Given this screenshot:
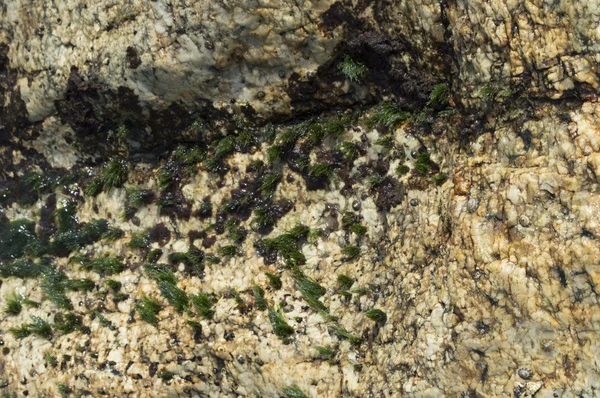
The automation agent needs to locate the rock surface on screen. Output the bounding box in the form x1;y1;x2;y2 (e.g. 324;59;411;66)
1;0;600;397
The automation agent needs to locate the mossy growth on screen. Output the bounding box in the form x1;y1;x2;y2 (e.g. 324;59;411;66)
341;212;359;229
315;346;336;363
268;306;294;341
173;145;205;166
307;228;326;243
396;164;410;176
124;188;155;218
214;135;236;159
365;308;387;324
261;224;309;267
144;263;189;313
480;85;495;100
349;224;367;236
226;220;247;243
105;279;122;291
0;219;38;260
190;292;215;320
40;269;72;309
157;371;175;382
187;320;202;332
0;258;46;279
267;145;283;164
330;325;361;345
261;123;277;144
281;386;309;398
265;272;282;290
427;83;450;107
339;55;368;82
308;163;334;179
156;165;175;190
218;245;238;257
195;201;212;219
259;173;281;198
158;280;189;313
251;208;276;231
374;135;394;150
368;101;411;128
51;219;110;256
91;308;114;329
337;274;354;290
167;252;188;265
56;383;72;395
53;312;85;334
432;174;447;185
44;353;58;368
369;175;383;189
70;254;124;275
341;245;361;261
22;172;75;196
66;278;95;291
84;177;103;197
414;152;431;176
128;232;151;250
135;296;162;327
55;200;78;232
291;267;330;318
146;248;163;263
4;292;23;315
337;141;359;161
101;158;129;192
144;262;175;283
252;282;267;311
101;227;124;242
10;315;53;339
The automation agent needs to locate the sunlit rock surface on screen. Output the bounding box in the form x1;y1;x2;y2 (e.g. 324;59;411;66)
1;0;600;397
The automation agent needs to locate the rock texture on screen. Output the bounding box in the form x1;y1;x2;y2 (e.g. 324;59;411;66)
1;0;600;397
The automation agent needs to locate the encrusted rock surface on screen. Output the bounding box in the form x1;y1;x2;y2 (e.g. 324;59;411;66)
1;0;600;397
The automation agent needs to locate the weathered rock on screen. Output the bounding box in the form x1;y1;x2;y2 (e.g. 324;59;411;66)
1;1;600;397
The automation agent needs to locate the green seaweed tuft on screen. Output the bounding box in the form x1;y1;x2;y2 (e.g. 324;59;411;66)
341;245;361;261
4;292;23;315
427;83;450;106
101;158;129;191
135;296;162;327
265;272;282;290
414;152;431;176
339;56;368;82
10;315;53;339
365;308;387;324
282;386;309;398
268;307;294;340
252;282;267;311
128;232;151;249
190;292;215;319
330;325;361;345
40;269;72;309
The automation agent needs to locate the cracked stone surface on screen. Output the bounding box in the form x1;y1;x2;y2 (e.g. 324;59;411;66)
1;0;600;397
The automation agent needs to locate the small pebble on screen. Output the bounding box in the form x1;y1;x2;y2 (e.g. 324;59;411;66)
352;200;361;211
466;198;479;213
518;367;533;380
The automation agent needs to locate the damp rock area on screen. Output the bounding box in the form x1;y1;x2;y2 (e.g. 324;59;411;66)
1;1;600;397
